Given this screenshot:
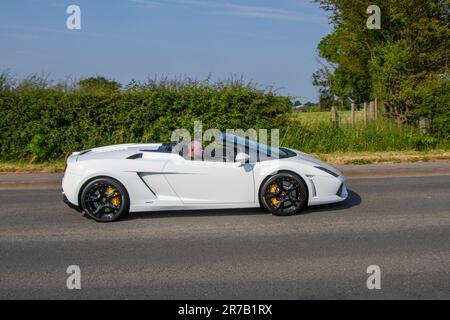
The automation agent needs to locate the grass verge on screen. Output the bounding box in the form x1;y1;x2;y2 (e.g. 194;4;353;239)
316;150;450;165
0;160;65;173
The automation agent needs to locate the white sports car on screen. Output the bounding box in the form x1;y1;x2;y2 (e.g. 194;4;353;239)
62;133;348;222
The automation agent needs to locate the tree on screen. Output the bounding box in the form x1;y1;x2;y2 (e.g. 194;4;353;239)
293;100;301;107
313;0;449;133
77;76;121;94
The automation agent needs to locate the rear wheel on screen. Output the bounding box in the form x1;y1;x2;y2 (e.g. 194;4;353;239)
259;172;308;216
80;177;129;222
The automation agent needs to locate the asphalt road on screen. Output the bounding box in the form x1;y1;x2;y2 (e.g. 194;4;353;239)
0;175;449;299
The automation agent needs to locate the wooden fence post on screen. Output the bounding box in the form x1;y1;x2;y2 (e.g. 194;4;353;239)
351;102;356;129
331;105;339;128
363;102;368;126
374;98;378;120
370;101;376;121
419;117;430;136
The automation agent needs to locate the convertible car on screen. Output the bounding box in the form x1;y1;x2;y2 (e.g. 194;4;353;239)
62;133;348;222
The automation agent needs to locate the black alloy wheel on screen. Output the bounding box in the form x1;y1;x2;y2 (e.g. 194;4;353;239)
260;172;308;216
80;177;129;222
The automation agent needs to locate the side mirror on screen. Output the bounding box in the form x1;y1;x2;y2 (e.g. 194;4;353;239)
235;152;250;164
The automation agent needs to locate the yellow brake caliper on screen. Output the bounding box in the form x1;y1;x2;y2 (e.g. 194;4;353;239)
106;187;120;207
269;184;279;206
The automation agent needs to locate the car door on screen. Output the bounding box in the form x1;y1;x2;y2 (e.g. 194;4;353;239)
163;155;254;204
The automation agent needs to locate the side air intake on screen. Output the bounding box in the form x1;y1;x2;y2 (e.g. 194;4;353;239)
127;153;143;159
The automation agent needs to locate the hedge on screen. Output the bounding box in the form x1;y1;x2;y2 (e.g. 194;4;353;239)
0;86;292;161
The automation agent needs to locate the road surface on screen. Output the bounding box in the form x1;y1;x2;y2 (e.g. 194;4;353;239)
0;174;449;299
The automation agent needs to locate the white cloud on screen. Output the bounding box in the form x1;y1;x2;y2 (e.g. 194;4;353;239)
129;0;326;24
128;0;164;9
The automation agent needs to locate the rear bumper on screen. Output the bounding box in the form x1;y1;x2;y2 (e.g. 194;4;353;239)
63;193;81;212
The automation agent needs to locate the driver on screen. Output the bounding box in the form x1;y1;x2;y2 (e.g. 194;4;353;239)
187;139;203;160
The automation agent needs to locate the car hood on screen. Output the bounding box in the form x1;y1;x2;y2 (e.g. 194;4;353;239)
287;149;343;177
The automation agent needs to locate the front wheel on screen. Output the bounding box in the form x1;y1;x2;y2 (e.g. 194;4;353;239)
80;177;130;222
259;172;308;216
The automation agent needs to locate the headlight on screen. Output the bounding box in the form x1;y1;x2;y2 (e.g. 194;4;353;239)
315;166;339;177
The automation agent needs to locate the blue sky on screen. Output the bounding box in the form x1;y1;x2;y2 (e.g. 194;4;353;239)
0;0;331;102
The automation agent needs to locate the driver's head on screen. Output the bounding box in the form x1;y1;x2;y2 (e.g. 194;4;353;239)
187;140;203;160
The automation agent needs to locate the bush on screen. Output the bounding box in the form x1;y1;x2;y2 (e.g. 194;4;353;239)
0;79;292;161
408;75;450;140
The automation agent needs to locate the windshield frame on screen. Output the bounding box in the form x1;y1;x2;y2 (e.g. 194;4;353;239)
221;132;294;161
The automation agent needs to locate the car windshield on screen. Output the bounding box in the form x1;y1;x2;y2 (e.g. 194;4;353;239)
221;133;292;160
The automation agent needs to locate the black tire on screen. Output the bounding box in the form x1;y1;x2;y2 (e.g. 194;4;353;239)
80;177;130;222
259;172;308;216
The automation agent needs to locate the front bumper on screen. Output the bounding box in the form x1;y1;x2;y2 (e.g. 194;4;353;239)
307;174;348;206
63;193;81;212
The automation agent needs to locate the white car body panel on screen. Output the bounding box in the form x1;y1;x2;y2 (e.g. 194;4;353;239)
62;140;348;213
163;160;254;204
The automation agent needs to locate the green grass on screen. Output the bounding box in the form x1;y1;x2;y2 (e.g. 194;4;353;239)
0;160;65;173
282;111;449;154
316;150;450;165
344;159;374;165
